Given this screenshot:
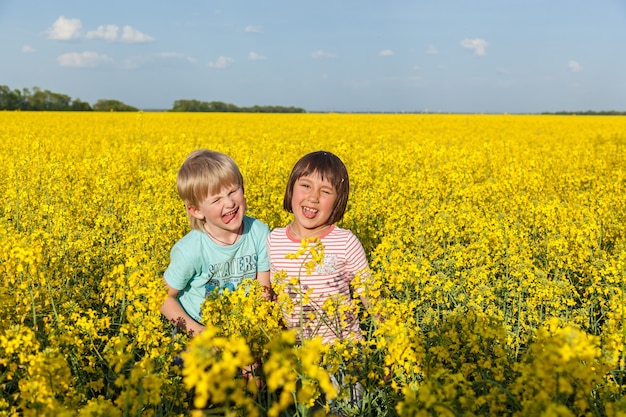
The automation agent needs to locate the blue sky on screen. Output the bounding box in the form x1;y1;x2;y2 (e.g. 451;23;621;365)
1;0;625;113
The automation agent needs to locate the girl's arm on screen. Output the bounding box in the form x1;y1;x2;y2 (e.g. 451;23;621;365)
345;233;376;313
256;270;272;300
161;278;206;336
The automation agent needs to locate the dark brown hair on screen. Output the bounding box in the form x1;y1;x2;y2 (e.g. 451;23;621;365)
283;151;349;225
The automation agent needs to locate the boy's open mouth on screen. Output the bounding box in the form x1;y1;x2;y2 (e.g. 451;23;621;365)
222;207;239;223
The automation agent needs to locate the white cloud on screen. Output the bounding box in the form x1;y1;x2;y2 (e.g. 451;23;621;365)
460;38;488;56
245;25;263;34
425;44;439;55
47;16;82;40
249;52;267;61
311;50;336;59
121;25;154;43
379;49;394;57
57;51;112;67
568;60;582;72
86;25;119;41
22;45;36;53
208;56;234;69
86;24;154;43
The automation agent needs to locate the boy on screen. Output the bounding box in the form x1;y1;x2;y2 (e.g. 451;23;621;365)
161;149;270;336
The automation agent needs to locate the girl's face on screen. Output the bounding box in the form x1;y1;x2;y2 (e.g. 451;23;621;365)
290;171;337;238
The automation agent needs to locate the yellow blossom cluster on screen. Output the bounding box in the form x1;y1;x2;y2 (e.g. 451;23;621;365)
0;112;625;416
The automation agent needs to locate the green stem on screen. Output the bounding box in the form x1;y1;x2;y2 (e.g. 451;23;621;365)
45;272;60;326
29;285;37;331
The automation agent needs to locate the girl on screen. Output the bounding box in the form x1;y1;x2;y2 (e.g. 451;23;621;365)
267;150;371;344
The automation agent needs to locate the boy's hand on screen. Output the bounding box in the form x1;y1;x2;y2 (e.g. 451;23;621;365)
186;322;206;337
162;278;206;337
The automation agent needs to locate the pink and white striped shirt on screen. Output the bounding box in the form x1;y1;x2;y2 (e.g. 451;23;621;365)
267;225;370;344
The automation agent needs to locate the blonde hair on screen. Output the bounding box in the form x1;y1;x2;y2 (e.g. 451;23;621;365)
177;149;244;230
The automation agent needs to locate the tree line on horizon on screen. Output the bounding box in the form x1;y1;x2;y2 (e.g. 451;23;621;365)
170;99;305;113
3;84;624;115
0;85;137;112
0;85;306;113
540;110;626;116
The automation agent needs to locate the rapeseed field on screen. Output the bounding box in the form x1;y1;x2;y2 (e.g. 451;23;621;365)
1;112;625;416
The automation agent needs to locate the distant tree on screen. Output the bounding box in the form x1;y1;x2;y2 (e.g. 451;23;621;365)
208;101;232;112
243;104;305;113
169;98;306;113
29;87;72;110
28;87;44;109
19;88;32;110
0;85;94;111
48;91;72;110
541;110;626;115
0;85;25;110
93;99;138;112
70;99;93;111
170;99;242;112
1;84;135;111
3;84;309;113
171;99;212;112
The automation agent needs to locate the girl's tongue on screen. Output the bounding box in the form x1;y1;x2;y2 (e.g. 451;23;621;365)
303;207;317;219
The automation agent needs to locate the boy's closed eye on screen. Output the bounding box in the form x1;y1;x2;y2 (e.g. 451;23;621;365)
208;186;240;204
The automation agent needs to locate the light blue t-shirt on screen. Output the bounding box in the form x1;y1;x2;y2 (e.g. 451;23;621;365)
164;216;270;323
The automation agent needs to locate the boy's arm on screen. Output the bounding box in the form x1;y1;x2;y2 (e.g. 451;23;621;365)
161;278;206;336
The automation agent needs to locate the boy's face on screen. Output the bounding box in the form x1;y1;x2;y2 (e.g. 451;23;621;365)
188;183;246;236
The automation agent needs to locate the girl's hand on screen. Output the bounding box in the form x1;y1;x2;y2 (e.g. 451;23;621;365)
241;361;264;392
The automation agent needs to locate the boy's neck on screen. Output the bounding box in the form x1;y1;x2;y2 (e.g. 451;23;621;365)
203;223;243;245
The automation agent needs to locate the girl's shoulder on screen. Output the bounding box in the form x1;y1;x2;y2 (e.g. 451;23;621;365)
324;226;365;249
326;225;356;239
269;226;288;237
